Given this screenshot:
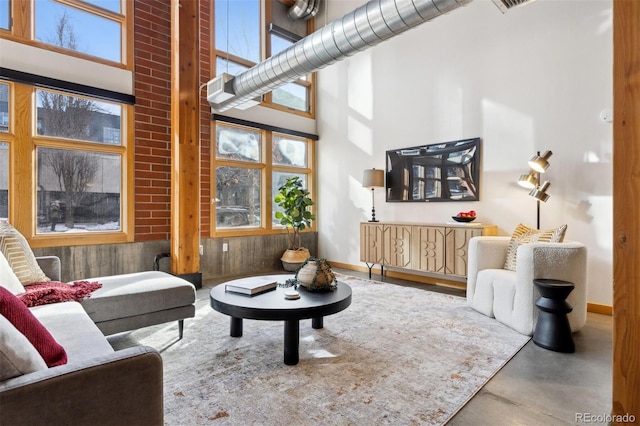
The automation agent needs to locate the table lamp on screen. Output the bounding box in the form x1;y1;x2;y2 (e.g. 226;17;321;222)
362;168;384;222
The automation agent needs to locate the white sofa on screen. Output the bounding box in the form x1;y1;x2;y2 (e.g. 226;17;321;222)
466;236;587;336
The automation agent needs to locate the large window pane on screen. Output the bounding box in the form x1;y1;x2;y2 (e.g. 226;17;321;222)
216;125;261;162
0;83;8;132
35;0;121;63
273;82;308;112
36;89;122;145
36;148;121;233
271;34;292;56
215;0;260;63
272;135;306;167
215;166;260;228
0;142;8;220
0;0;9;30
272;172;307;226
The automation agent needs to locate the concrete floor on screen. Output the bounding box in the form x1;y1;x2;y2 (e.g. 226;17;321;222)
334;268;613;426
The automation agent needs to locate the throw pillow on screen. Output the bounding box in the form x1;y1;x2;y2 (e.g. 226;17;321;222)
0;221;50;285
0;314;47;380
0;287;67;367
503;223;568;271
18;281;103;308
0;250;25;295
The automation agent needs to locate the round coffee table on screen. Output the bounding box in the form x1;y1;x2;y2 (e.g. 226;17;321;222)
210;274;352;365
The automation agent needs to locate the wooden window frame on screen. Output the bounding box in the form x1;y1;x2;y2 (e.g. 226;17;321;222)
211;120;316;238
2;0;133;69
211;0;316;118
4;82;134;248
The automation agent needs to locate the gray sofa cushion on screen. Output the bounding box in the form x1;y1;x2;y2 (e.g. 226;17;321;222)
30;302;114;363
79;271;196;323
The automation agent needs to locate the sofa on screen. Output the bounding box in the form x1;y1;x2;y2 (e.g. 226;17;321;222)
1;256;197;425
466;236;587;336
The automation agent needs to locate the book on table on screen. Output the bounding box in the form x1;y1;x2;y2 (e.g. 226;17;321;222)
225;277;278;296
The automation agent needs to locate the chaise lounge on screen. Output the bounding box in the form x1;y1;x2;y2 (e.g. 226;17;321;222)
1;252;197;425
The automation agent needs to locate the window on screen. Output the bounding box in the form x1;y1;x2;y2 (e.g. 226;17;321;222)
214;122;314;235
213;0;315;116
0;83;8;133
0;0;8;30
34;88;125;235
2;82;132;246
214;0;260;63
268;33;311;112
35;0;122;63
215;124;262;230
3;0;129;66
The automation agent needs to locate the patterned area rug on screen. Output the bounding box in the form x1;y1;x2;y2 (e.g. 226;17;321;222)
108;274;530;425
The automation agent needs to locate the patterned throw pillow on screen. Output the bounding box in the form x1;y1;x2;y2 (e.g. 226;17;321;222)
0;221;50;285
0;250;25;295
503;223;568;271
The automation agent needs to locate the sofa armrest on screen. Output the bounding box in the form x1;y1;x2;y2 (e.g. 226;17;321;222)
0;346;163;426
466;236;510;303
36;256;61;282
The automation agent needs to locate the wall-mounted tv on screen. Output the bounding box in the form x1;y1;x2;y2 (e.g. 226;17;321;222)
386;137;481;202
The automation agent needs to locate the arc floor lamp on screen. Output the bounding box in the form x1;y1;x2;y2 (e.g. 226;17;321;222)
363;168;385;222
517;150;552;229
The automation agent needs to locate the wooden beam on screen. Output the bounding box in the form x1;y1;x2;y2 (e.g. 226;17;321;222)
170;0;200;276
612;0;640;421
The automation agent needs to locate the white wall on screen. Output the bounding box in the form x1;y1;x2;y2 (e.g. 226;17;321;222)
315;0;613;306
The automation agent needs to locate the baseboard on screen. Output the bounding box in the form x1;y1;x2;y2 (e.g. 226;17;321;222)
587;302;612;316
329;260;614;315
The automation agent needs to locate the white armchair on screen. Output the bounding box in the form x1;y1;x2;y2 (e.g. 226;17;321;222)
466;236;587;336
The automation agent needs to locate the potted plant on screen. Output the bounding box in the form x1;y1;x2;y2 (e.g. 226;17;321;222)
274;176;315;271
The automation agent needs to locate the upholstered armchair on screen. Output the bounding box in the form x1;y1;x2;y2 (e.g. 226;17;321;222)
466;236;587;336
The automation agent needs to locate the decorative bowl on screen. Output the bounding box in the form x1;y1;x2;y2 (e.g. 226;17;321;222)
452;215;476;223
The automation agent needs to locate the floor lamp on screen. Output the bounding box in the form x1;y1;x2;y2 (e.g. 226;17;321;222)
517;151;552;229
363;168;384;222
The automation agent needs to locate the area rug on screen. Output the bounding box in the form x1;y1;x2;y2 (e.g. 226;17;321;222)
108;273;530;425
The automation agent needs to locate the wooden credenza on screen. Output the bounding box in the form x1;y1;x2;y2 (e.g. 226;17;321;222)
360;222;497;282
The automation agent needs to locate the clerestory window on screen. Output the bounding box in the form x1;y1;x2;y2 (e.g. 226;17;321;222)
213;0;315;116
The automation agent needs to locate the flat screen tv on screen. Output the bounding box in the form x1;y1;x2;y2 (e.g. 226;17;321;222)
385;137;481;202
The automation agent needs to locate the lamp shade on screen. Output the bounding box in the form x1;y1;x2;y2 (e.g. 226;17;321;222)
517;171;538;189
529;181;551;202
528;150;553;173
363;168;384;188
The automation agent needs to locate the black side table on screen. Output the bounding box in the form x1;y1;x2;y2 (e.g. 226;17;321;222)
533;279;575;353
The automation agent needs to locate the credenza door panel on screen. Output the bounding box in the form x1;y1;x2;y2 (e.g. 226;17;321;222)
360;223;384;264
383;225;412;268
411;226;446;274
445;227;483;277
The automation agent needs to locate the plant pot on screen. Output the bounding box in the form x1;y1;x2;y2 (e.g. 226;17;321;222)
281;248;310;272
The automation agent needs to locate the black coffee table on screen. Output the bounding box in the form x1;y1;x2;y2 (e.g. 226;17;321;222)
210;274;352;365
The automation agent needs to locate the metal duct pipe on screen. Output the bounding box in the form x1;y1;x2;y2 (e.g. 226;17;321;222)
211;0;473;111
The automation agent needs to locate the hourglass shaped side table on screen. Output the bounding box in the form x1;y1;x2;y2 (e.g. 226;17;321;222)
533;279;575;353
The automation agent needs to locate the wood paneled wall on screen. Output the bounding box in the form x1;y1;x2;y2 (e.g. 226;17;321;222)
612;0;640;420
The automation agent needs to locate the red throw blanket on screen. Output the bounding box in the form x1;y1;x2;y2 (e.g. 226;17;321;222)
18;281;103;308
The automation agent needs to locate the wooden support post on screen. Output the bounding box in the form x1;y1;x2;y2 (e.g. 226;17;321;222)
170;0;201;283
613;0;640;421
